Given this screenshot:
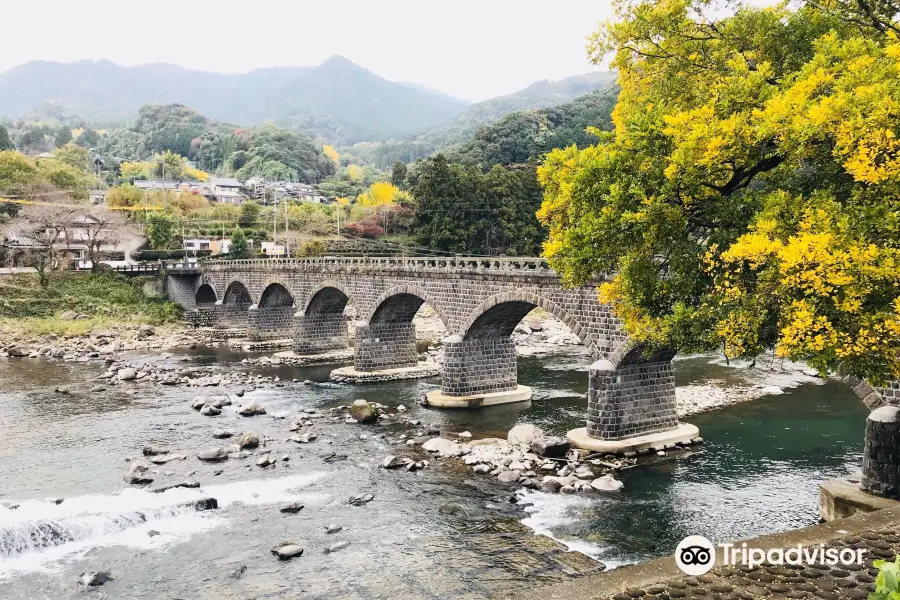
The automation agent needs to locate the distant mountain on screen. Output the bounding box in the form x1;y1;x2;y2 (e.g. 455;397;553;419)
0;57;470;144
397;82;471;106
350;71;618;169
0;59;312;124
444;87;620;169
418;71;618;149
265;56;470;144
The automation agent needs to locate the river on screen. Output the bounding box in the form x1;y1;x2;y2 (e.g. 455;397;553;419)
0;348;866;599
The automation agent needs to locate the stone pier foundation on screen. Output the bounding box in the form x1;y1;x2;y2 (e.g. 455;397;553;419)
861;406;900;499
293;313;349;354
441;337;518;396
247;305;295;341
586;359;678;440
353;322;417;372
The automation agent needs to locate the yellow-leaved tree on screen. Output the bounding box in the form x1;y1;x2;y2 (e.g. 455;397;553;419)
537;0;900;382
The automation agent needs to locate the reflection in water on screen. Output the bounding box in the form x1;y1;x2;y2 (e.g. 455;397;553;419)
0;351;867;599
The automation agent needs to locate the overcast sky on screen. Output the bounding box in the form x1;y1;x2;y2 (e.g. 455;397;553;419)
2;1;615;102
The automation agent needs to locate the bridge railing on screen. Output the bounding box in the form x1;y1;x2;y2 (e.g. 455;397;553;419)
200;256;556;274
110;262;201;274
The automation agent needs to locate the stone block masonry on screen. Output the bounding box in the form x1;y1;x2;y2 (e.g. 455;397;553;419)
586;359;678;440
354;322;417;372
442;337;518;396
861;405;900;499
169;257;690;442
247;306;294;341
293;313;349;354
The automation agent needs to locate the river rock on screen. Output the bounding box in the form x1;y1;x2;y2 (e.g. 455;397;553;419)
149;454;186;465
497;470;521;483
280;502;304;514
90;328;114;339
139;324;156;336
123;460;153;485
7;344;31;357
60;310;77;320
200;405;221;416
381;455;404;469
349;399;377;423
142;445;169;457
421;437;463;457
347;493;375;506
326;524;342;534
212;429;235;439
270;542;304;560
197;447;229;462
324;541;350;554
507;424;543;445
238;401;266;417
256;453;273;468
590;474;624;492
193;497;219;511
117;368;137;381
149;480;200;493
530;436;571;458
473;464;491;474
78;571;113;586
237;432;260;449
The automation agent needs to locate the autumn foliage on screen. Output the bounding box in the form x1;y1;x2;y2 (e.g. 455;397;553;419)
538;0;900;381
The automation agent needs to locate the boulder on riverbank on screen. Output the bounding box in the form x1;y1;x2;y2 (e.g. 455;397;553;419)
271;542;304;560
123;460;153;485
531;436;570;458
237;401;266;417
197;447;229;462
237;432;260;449
349;399;377;423
508;424;543;445
78;571;113;586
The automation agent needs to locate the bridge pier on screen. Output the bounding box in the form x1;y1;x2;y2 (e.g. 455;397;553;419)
354;322;417;372
247;304;295;342
567;356;698;453
424;337;533;407
293;312;349;354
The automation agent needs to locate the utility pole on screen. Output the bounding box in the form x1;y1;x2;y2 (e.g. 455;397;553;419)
284;199;290;257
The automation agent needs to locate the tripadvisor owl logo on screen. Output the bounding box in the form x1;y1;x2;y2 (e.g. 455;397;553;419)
675;535;716;576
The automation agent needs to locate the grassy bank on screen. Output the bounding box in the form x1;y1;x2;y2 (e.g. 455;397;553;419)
0;273;183;337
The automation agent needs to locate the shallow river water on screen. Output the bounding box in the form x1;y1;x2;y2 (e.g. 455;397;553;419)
0;348;867;599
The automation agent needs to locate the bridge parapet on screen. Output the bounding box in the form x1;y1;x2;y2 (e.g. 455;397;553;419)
201;256;574;278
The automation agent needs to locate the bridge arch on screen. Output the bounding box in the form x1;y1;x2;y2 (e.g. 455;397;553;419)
365;285;449;330
460;290;596;357
195;283;217;307
303;280;352;316
223;280;253;308
258;282;294;309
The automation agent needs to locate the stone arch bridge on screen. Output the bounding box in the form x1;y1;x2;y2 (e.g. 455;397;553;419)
166;256;693;448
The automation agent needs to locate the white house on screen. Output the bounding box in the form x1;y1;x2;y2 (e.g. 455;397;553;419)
207;177;246;205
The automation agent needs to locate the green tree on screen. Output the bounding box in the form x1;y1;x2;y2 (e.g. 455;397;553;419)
146;213;175;249
52;143;91;170
53;125;72;148
391;161;408;188
238;201;261;227
537;0;900;382
76;128;102;149
0;125;13;151
229;228;250;258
